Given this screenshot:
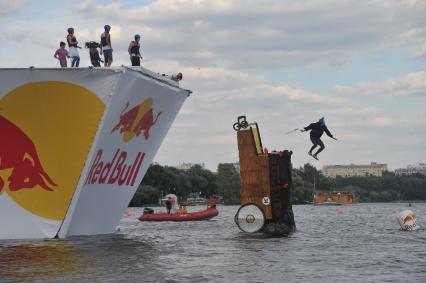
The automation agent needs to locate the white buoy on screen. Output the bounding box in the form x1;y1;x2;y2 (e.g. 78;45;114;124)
397;210;420;231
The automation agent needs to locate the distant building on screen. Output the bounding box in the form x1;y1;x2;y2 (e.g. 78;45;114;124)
322;162;388;178
175;162;205;170
395;163;426;176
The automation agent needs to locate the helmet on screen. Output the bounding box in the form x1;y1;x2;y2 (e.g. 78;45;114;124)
319;117;325;124
104;25;111;31
135;34;141;40
67;27;74;33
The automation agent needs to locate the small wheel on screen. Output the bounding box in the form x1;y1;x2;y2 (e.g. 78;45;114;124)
235;203;265;233
241;120;249;129
233;122;241;131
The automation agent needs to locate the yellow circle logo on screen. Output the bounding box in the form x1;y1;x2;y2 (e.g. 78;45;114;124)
0;81;105;220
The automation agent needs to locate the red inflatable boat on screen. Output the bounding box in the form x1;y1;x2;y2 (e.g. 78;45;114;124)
138;205;219;222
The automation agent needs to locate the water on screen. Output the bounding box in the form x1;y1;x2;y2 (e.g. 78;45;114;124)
1;203;426;283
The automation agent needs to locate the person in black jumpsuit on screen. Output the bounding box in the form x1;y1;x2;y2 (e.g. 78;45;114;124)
301;117;337;160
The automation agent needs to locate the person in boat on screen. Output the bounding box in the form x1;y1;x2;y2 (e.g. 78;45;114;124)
66;27;80;67
128;34;142;66
100;24;113;67
165;197;172;214
54;42;69;68
300;117;337;160
178;206;188;214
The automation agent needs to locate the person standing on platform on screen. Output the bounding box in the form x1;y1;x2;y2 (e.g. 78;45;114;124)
100;25;113;67
66;27;80;67
54;42;69;68
128;34;142;66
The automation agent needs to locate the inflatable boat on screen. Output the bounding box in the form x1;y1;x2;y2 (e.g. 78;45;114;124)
138;205;218;222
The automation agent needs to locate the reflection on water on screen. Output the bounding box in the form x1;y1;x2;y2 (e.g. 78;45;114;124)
1;204;426;282
0;241;80;280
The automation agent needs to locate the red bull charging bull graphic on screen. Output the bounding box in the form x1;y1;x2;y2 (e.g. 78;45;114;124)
85;98;160;187
0;80;105;224
0;115;57;192
110;98;161;142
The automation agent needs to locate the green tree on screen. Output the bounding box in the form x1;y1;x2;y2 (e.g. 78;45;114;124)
129;184;161;206
216;163;241;204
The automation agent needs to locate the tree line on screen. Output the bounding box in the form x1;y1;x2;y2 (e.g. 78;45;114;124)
130;163;426;206
130;163;240;206
292;164;426;203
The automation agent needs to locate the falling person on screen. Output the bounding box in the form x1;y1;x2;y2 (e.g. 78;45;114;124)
300;117;337;160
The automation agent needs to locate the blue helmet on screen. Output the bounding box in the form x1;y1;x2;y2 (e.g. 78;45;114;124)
319;117;325;124
104;25;111;31
67;27;74;33
135;34;141;40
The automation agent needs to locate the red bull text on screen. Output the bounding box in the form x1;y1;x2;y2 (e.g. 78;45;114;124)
0;115;56;192
84;149;145;186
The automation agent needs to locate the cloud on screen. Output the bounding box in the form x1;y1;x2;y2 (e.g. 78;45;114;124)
0;0;23;18
1;0;425;171
1;0;426;69
410;43;426;59
62;0;426;69
332;72;426;97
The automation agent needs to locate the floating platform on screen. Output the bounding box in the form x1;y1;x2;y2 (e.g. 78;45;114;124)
0;67;190;239
233;117;296;235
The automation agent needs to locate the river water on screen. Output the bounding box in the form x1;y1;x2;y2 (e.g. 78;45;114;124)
0;203;425;282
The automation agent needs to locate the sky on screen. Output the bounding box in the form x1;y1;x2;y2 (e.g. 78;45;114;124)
1;0;425;171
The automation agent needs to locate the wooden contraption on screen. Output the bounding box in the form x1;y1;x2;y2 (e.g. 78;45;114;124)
235;118;296;234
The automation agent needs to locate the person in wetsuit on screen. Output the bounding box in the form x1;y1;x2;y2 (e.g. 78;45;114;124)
128;34;142;66
300;117;337;160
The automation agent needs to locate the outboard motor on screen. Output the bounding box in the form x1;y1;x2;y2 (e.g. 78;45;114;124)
143;207;154;215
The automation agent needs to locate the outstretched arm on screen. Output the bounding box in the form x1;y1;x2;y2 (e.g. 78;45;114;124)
300;123;313;132
325;127;337;140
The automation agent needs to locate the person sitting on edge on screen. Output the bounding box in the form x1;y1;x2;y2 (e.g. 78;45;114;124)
165;197;172;214
54;41;69;68
100;25;113;67
128;34;142;66
300;117;337;160
171;73;183;82
66;27;80;67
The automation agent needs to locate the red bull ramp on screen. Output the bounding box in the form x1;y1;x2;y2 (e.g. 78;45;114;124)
0;67;190;239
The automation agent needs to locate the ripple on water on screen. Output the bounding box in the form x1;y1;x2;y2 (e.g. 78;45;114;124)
0;203;425;282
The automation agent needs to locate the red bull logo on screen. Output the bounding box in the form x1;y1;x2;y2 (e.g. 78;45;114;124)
84;149;145;186
111;98;161;142
397;210;419;231
402;213;415;224
0;80;105;220
0;115;56;192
